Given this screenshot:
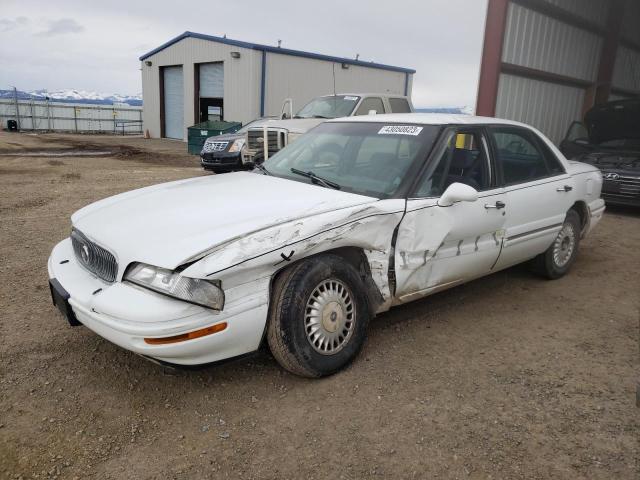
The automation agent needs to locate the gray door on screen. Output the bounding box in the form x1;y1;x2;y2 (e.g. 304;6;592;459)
199;63;224;98
163;66;184;139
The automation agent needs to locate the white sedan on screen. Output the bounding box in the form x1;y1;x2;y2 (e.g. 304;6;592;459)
48;114;605;377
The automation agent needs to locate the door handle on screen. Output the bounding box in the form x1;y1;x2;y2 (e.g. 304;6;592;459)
484;201;506;210
556;185;573;192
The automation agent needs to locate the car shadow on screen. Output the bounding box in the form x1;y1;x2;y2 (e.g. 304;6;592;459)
604;204;640;218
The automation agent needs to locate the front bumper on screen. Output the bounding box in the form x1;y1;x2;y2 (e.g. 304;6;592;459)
47;238;269;365
200;152;243;170
601;193;640;207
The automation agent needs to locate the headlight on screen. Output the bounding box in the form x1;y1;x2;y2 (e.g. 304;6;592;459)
124;263;224;310
228;138;246;153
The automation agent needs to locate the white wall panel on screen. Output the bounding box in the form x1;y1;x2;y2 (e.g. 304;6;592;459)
503;3;602;81
496;73;585;145
264;52;409;117
141;37;262;140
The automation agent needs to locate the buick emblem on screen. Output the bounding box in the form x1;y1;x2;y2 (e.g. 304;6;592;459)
603;172;620;180
81;244;91;263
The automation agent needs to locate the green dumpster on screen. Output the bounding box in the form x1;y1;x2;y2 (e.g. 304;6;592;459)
187;121;242;155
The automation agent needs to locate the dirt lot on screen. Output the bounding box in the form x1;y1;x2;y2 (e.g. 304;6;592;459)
0;132;638;480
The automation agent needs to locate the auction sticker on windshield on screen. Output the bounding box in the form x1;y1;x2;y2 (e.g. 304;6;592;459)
344;96;359;101
378;125;423;136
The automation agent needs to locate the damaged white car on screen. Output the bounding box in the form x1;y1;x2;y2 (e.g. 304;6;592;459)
48;114;605;377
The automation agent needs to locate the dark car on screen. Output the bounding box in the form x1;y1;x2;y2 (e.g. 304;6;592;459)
560;99;640;207
200;118;273;173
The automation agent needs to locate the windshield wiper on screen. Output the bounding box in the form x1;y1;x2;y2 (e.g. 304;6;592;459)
253;163;271;175
290;168;341;190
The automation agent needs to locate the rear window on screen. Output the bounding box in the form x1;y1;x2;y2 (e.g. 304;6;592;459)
389;98;411;113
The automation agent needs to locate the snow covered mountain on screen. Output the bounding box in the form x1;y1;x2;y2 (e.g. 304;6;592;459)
0;88;142;106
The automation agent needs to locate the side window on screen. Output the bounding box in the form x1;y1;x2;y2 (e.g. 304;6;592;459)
491;128;558;184
389;98;411;113
414;130;491;197
355;97;385;116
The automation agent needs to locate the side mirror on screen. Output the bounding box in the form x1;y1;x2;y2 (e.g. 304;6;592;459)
368;109;377;115
438;182;478;207
280;98;293;120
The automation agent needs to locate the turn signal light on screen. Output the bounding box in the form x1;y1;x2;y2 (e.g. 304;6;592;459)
144;322;227;345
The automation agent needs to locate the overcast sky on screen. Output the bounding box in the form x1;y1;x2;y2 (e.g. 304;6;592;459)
0;0;488;108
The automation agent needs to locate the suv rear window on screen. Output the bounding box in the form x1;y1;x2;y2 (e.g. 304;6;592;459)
389;98;411;113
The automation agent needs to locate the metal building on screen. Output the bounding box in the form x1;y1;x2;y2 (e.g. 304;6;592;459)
476;0;640;144
139;32;415;140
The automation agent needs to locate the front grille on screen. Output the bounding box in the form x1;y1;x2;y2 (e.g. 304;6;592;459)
603;174;640;197
247;129;285;155
202;141;228;153
71;229;118;282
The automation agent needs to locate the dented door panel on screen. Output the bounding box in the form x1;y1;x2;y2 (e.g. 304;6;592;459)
393;190;507;303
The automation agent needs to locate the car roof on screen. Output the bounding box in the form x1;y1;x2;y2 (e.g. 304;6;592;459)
320;93;409;99
327;113;529;127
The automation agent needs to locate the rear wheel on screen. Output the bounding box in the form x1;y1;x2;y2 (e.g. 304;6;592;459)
531;209;581;279
267;254;370;377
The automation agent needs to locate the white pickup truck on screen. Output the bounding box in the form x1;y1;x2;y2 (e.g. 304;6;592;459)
243;93;413;164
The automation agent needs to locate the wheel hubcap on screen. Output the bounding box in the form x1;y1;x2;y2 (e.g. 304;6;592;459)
304;279;355;355
553;223;575;267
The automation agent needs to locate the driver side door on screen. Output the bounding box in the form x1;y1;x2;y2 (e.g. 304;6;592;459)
393;128;508;304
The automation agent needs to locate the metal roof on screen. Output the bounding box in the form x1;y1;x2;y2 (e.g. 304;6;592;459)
139;31;416;74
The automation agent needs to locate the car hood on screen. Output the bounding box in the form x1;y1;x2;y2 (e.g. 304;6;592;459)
204;131;243;142
575;151;640;175
252;118;326;133
585;99;640;145
71;172;377;271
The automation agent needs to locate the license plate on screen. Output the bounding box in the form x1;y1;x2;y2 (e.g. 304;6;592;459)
49;279;81;326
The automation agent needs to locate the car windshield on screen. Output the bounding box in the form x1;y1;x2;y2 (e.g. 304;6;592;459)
263;122;439;198
295;96;361;119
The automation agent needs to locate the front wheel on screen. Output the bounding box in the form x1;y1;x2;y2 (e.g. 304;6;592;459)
531;209;581;279
267;254;370;377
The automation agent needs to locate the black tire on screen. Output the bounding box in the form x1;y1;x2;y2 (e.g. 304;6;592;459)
531;209;581;279
267;254;370;377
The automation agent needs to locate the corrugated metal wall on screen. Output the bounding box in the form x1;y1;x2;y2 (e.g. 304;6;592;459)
496;74;584;144
621;0;640;46
544;0;609;26
483;0;639;145
0;99;142;133
141;37;263;140
612;46;640;93
502;3;601;82
264;53;408;117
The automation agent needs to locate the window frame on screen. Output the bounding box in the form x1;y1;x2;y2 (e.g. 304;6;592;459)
487;125;567;187
388;97;412;114
355;97;386;116
407;126;498;199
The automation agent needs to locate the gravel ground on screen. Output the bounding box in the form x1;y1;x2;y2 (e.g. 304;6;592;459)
0;132;638;480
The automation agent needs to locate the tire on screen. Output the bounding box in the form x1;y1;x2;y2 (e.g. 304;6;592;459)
531;209;581;279
267;254;370;377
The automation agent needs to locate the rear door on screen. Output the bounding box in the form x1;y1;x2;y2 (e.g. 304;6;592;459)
488;126;575;270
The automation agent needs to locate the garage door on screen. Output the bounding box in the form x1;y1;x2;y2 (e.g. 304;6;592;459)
199;63;224;97
163;66;184;140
